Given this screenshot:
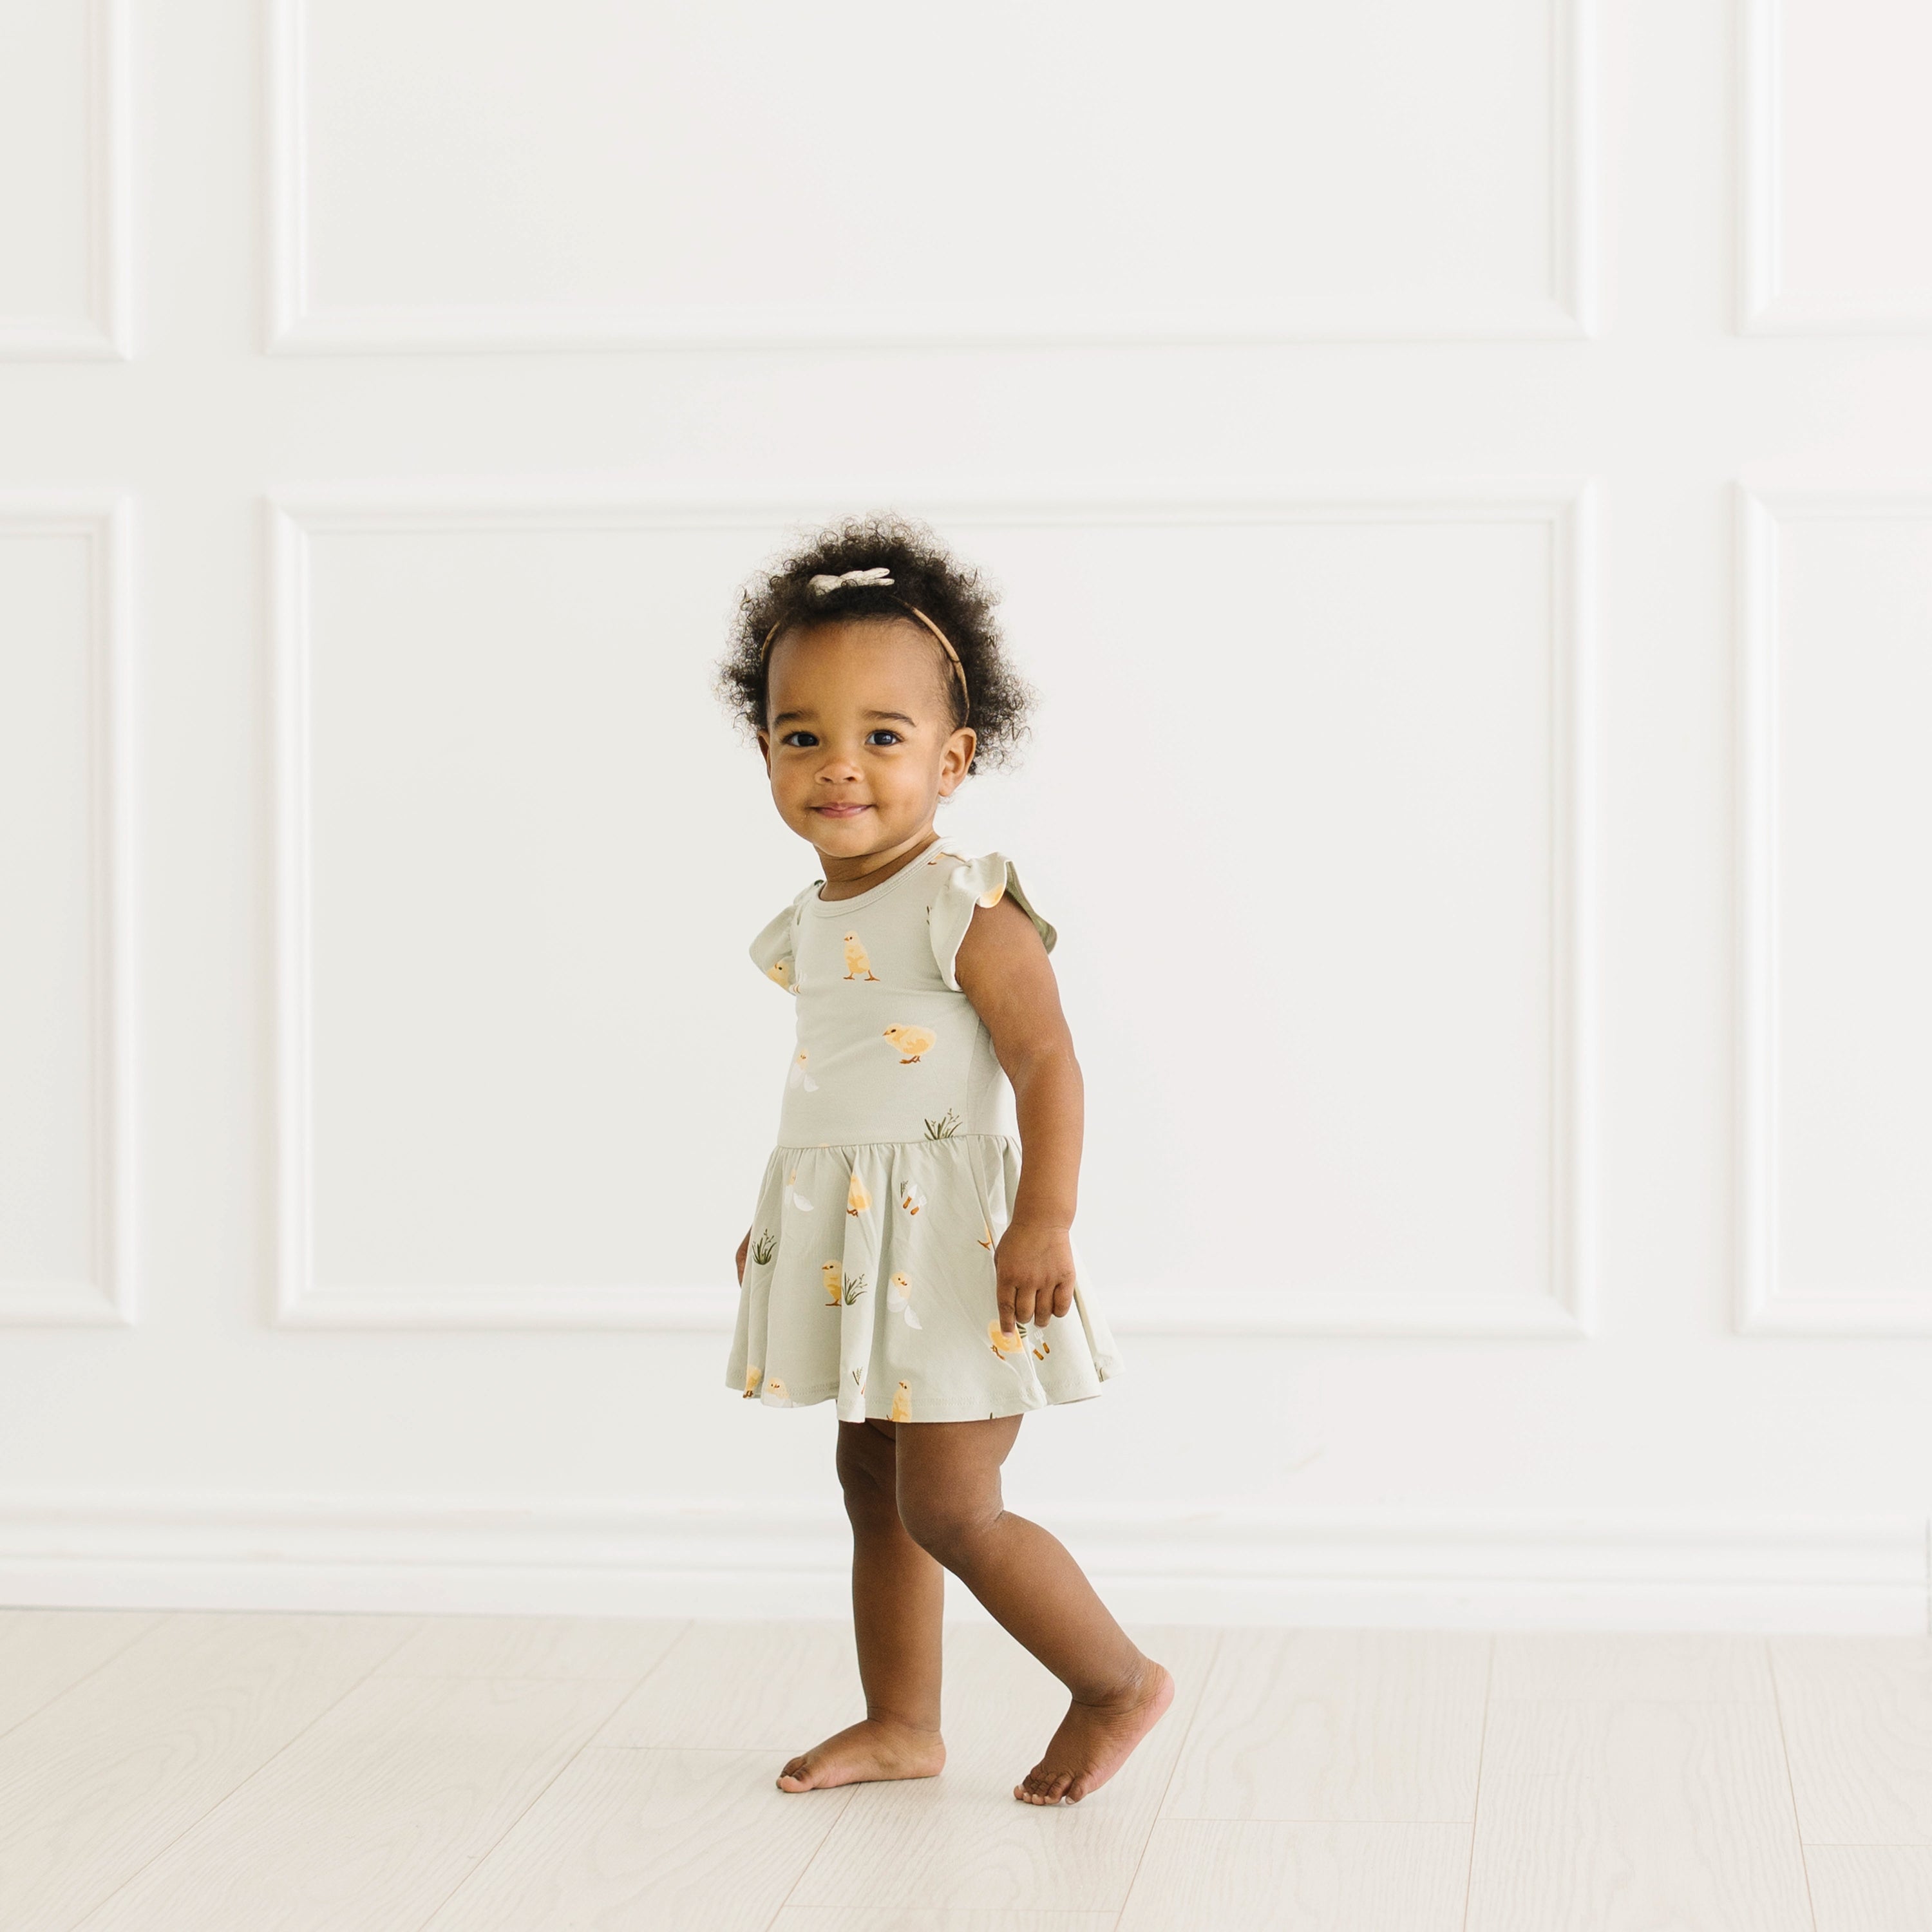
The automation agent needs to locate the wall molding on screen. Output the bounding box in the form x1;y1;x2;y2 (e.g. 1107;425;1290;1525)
0;1491;1922;1633
269;480;1598;1340
1;0;133;359
1735;486;1932;1333
1738;0;1932;334
264;0;1598;352
0;493;138;1325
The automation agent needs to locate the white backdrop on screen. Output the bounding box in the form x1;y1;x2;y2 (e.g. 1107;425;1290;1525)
3;0;1930;1630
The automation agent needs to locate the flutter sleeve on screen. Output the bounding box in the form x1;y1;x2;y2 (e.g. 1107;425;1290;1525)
748;893;804;993
929;851;1057;991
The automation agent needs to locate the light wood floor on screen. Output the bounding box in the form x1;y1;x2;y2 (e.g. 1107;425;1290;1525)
1;1611;1928;1931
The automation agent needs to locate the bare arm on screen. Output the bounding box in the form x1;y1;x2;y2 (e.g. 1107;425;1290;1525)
953;893;1083;1334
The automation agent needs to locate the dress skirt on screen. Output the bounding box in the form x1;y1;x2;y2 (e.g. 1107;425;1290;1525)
724;1133;1126;1423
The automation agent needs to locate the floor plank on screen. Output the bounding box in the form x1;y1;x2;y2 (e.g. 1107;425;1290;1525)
592;1619;864;1753
1465;1698;1813;1932
375;1613;688;1681
0;1609;163;1740
1491;1633;1774;1703
1806;1843;1932;1932
786;1624;1218;1914
73;1673;636;1931
0;1611;414;1931
1160;1630;1490;1823
1774;1636;1932;1844
776;1914;1118;1931
1117;1819;1470;1932
421;1746;856;1931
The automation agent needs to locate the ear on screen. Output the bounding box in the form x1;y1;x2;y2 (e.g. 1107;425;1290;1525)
756;728;772;778
936;725;977;795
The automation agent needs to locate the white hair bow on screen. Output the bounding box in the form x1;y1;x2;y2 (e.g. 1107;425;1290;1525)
808;567;895;595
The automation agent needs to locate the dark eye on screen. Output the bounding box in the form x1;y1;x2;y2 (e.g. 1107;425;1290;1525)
780;731;819;747
867;729;902;746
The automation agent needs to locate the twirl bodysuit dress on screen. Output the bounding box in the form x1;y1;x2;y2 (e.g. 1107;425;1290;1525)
725;840;1126;1422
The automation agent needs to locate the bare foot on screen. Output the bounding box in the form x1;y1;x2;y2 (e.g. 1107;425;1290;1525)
776;1716;946;1793
1015;1656;1175;1804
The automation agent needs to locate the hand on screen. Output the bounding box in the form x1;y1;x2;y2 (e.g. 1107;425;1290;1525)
735;1227;750;1286
994;1218;1076;1334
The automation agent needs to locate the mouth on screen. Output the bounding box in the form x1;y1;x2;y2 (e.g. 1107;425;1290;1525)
813;803;871;819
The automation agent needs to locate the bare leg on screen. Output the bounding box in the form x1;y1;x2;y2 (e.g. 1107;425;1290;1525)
894;1416;1174;1805
776;1418;948;1792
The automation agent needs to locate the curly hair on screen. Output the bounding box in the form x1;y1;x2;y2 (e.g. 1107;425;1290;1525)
715;512;1035;776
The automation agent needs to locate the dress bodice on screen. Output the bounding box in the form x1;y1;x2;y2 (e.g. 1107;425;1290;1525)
749;841;1057;1148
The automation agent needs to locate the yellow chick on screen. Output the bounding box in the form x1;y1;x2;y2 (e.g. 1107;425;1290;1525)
846;1171;871;1216
786;1049;817;1092
764;1376;795;1407
988;1318;1027;1358
842;932;880;981
786;1166;813;1213
765;958;793;989
743;1365;762;1397
887;1272;922;1329
882;1024;938;1063
889;1379;912;1423
821;1260;842;1306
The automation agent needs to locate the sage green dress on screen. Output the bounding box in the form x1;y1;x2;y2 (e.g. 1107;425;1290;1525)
725;840;1126;1422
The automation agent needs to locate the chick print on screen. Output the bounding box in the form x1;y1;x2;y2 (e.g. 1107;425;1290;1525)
883;1024;938;1064
988;1318;1028;1361
889;1379;913;1423
743;1365;762;1397
846;1171;871;1217
977;881;1006;909
821;1260;843;1306
786;1050;818;1092
764;1376;797;1408
786;1167;813;1212
978;1220;995;1250
887;1272;923;1329
765;958;793;990
898;1180;926;1217
842;932;880;981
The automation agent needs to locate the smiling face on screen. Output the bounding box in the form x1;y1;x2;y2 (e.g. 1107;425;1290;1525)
757;618;976;869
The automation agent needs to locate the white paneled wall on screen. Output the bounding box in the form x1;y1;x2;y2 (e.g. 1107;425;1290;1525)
1737;493;1932;1333
0;498;135;1326
1;0;1930;1629
270;0;1590;346
0;0;131;357
1741;0;1932;330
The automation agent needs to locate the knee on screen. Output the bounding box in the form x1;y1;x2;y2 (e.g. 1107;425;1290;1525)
834;1423;896;1524
896;1484;1002;1568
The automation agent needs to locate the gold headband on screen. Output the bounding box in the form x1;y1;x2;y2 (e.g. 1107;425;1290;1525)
761;594;971;720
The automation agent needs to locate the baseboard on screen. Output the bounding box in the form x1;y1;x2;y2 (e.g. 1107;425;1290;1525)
0;1494;1924;1634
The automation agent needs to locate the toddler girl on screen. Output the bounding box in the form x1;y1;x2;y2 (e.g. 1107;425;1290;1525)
716;513;1173;1806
